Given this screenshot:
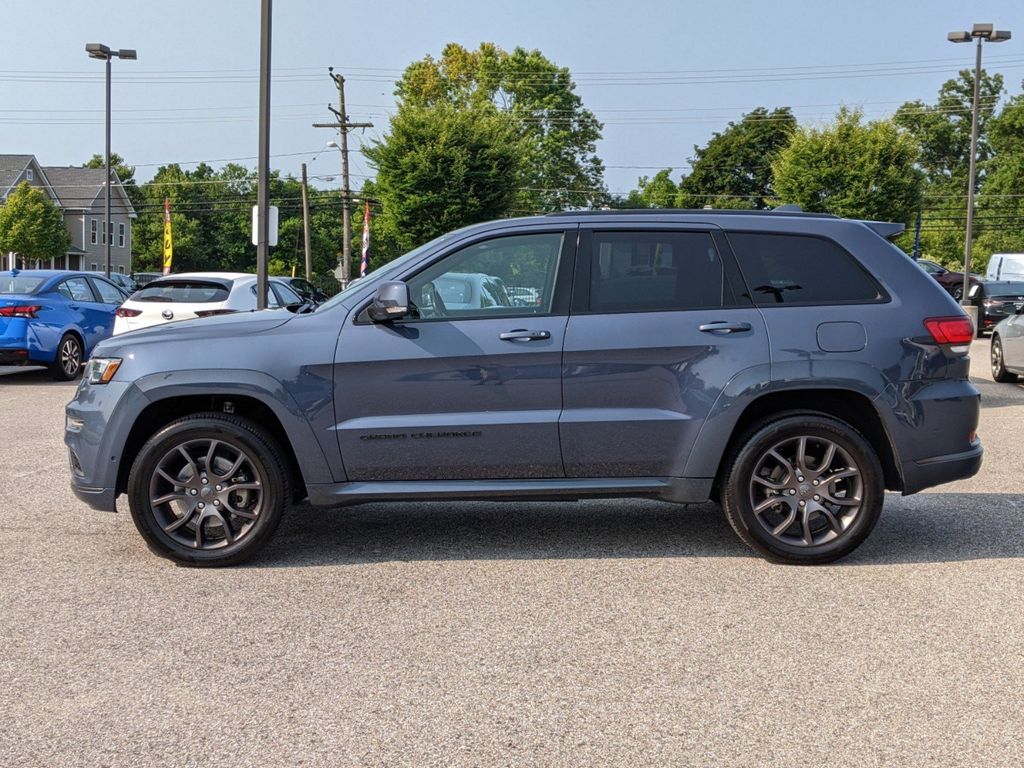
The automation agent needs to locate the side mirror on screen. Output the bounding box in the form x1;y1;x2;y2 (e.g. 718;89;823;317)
367;281;411;322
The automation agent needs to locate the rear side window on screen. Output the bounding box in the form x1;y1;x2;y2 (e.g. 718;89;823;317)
58;277;95;302
587;231;727;312
728;233;882;305
132;280;230;303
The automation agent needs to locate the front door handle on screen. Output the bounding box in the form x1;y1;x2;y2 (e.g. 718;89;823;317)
499;329;551;341
698;321;752;334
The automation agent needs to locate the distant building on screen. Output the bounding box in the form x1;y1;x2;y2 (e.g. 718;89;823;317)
0;154;137;273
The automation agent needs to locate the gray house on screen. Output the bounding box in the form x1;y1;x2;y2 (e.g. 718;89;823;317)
0;154;136;274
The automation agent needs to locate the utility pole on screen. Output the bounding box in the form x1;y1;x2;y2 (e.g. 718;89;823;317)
313;67;372;287
255;0;273;310
300;162;312;279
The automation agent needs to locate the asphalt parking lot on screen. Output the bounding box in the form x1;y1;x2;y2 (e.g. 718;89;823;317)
1;339;1023;767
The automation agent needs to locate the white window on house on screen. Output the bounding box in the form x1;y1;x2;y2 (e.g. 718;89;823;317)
109;222;114;245
118;222;125;247
118;265;125;274
26;169;34;182
90;263;98;272
90;219;98;245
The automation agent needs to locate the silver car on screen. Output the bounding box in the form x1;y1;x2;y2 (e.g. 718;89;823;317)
990;303;1024;382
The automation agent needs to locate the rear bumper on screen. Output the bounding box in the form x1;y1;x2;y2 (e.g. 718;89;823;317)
901;439;983;495
0;348;30;364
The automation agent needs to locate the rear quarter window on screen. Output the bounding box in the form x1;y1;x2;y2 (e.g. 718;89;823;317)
132;281;230;303
727;232;883;305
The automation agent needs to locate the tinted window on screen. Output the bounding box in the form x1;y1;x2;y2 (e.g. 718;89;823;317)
588;231;726;312
407;232;563;319
270;282;303;306
0;275;46;294
133;280;230;303
90;278;125;305
729;233;881;305
59;277;95;302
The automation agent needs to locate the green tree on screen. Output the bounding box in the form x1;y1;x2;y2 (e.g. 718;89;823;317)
619;169;679;208
976;87;1024;259
677;107;796;209
396;42;605;212
0;181;71;262
894;69;1004;266
364;102;521;254
772;107;922;223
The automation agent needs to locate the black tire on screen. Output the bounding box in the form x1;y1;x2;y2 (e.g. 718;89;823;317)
49;333;83;381
127;412;291;566
721;413;884;565
991;335;1019;383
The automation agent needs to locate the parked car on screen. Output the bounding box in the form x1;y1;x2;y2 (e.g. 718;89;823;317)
915;259;981;300
278;277;328;304
107;272;139;294
967;280;1024;336
986;253;1024;282
66;209;982;567
0;269;128;380
990;304;1024;383
113;272;311;335
430;272;514;311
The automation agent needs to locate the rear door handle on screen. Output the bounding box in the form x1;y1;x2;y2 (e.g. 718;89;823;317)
499;329;551;341
698;321;752;334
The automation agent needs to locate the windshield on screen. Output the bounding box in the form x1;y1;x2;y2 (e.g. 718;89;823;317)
131;280;231;303
0;275;46;295
989;282;1024;295
315;233;452;312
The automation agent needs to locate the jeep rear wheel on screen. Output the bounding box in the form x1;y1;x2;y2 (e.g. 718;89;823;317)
127;413;290;566
721;414;884;564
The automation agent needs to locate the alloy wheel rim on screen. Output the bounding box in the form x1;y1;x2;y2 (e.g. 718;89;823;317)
748;435;864;548
61;339;80;376
149;438;264;550
992;340;1003;373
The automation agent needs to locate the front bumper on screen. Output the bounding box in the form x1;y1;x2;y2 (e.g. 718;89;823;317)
65;379;147;513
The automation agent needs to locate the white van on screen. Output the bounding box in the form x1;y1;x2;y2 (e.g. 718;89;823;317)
986;253;1024;281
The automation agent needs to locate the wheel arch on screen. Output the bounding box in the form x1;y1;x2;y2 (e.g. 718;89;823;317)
712;388;903;493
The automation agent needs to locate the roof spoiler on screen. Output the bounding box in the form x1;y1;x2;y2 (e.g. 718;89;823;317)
861;220;906;241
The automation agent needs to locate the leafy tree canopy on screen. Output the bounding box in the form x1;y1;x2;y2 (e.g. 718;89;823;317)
0;181;71;261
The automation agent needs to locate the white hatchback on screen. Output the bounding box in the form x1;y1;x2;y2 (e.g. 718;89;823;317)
113;272;307;335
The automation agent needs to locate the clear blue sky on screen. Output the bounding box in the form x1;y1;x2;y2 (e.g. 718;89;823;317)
4;0;1024;196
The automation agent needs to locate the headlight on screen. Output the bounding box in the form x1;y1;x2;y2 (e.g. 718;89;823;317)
86;357;122;384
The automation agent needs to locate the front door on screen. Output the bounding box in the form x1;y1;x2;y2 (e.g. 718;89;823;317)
334;229;576;481
561;226;769;477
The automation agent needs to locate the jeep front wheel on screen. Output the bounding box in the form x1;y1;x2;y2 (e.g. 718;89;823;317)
127;413;290;566
721;414;884;564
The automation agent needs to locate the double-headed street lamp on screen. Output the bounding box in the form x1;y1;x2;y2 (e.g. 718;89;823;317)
85;43;137;278
947;23;1011;306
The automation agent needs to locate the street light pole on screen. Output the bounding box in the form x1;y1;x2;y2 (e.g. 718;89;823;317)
948;23;1011;306
86;43;136;279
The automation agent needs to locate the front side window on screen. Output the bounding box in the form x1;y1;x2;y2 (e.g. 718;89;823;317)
586;230;727;312
406;232;564;320
728;232;882;305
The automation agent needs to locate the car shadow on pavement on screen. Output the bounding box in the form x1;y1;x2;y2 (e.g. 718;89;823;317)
0;368;73;385
251;492;1024;568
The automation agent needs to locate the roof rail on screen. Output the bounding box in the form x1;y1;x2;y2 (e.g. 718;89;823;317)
543;208;837;218
772;204;803;212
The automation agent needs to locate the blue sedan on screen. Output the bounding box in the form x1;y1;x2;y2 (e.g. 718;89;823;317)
0;270;129;380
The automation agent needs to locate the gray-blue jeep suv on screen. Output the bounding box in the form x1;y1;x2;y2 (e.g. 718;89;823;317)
65;209;982;566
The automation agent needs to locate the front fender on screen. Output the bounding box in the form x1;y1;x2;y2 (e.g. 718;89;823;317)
133;368;335;485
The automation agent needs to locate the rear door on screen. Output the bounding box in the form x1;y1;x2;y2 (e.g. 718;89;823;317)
561;225;769;477
333;228;575;481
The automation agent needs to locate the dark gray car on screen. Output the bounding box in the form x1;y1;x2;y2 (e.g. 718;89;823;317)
65;209;982;566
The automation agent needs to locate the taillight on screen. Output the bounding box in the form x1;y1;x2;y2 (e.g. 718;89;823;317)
194;309;237;318
0;305;41;318
115;307;142;318
923;316;974;347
